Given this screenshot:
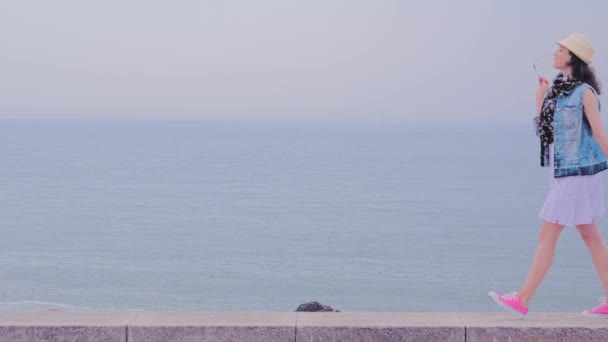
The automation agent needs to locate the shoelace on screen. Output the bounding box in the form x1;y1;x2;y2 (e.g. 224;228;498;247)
592;296;608;310
502;292;520;301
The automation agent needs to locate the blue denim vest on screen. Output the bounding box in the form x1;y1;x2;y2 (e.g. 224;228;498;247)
533;83;607;178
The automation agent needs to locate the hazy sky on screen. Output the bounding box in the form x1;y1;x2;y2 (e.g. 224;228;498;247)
1;1;607;122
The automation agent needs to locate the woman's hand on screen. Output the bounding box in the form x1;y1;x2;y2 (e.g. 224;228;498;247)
536;77;550;115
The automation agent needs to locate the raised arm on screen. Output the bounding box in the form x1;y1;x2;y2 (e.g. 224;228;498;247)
533;78;550;137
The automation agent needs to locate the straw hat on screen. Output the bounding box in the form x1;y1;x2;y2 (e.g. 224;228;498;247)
556;33;594;65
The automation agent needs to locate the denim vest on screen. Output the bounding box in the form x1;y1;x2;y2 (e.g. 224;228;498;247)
533;83;607;178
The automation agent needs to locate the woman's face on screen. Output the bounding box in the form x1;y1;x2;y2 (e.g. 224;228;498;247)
553;45;571;69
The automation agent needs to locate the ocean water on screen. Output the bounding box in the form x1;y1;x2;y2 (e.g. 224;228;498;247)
0;119;606;313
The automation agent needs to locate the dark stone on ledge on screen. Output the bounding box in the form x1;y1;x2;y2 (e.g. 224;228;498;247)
295;301;340;312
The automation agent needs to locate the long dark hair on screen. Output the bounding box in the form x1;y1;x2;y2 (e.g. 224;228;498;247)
569;52;602;95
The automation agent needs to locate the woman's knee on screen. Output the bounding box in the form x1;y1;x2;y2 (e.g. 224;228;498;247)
577;223;601;243
539;221;564;243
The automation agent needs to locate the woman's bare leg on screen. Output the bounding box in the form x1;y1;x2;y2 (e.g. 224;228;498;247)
518;221;565;307
577;220;608;296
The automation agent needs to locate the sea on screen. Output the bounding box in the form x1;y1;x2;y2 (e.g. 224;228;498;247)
1;119;606;312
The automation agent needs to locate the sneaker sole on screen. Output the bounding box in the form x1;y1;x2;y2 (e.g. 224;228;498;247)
488;291;526;319
581;311;608;318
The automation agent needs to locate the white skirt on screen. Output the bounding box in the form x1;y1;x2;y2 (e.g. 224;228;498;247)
539;144;606;226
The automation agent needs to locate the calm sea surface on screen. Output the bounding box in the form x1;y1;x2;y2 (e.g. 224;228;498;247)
1;119;606;312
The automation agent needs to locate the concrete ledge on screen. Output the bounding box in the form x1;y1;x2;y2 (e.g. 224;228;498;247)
1;312;608;341
128;312;297;342
297;312;464;342
462;313;608;342
0;312;134;342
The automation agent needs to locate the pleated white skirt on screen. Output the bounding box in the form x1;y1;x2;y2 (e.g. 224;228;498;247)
539;144;605;226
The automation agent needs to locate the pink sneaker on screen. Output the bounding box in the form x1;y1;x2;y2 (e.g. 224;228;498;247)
582;297;608;318
488;291;528;318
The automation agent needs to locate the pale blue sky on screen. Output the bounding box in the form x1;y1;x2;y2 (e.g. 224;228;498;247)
0;1;606;122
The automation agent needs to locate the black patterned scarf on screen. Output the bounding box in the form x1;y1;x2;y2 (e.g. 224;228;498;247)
538;73;582;147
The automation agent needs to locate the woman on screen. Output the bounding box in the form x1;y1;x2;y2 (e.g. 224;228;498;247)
488;33;608;318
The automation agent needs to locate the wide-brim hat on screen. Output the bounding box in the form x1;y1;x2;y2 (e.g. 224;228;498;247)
556;33;594;65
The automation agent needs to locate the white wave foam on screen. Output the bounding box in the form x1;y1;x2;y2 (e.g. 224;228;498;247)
0;301;122;312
